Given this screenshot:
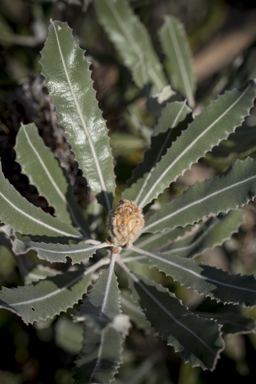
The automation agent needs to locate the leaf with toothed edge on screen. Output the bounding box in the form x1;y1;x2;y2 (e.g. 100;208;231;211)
120;225;193;260
159;16;196;107
73;255;130;384
0;163;81;241
144;157;256;234
158;210;244;258
130;246;256;307
15;123;89;236
94;0;167;96
40;20;115;213
135;80;256;209
11;237;110;264
122;101;191;203
0;266;97;324
118;260;224;370
197;310;256;335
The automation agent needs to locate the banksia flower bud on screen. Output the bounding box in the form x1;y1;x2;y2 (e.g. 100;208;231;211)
106;199;144;252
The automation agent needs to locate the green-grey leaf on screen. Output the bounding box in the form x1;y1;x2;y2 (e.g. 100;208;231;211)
120;289;151;331
74;316;129;384
74;254;129;384
76;254;121;325
136;80;256;209
15;123;89;235
123;101;191;202
0;266;96;324
119;260;223;370
121;225;192;260
197;311;256;335
131;246;256;307
0;163;81;240
159;210;244;258
12;237;109;264
207;124;256;165
94;0;167;95
159;16;196;107
144;157;256;234
40;20;115;212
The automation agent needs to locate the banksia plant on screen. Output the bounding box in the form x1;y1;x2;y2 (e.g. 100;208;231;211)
1;1;256;383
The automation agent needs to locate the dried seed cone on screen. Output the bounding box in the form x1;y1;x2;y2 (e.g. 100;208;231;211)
106;199;144;249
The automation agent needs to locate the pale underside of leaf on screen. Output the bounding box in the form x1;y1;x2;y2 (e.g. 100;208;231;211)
144;157;256;234
40;20;115;212
118;259;224;370
131;246;256;307
94;0;167;95
159;16;196;107
137;80;256;209
0;163;81;240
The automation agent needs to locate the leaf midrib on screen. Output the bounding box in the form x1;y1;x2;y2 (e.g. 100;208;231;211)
139;82;253;208
132;246;256;294
134;101;187;205
166;18;193;104
144;173;256;232
0;192;80;238
118;259;216;356
51;21;111;212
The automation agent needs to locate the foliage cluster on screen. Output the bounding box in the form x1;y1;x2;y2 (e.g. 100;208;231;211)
1;1;256;383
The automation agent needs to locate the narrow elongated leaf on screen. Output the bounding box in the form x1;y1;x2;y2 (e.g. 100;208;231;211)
118;260;223;370
136;80;256;209
131;246;256;307
15;123;89;235
94;0;167;95
207;124;256;165
120;289;151;331
123;101;191;202
0;264;101;324
121;225;192;260
12;237;109;264
74;254;130;384
159;16;196;107
0;164;81;240
144;157;256;234
40;20;115;212
197;311;256;335
159;210;244;258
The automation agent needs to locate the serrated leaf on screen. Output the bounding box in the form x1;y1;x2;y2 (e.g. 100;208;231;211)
0;266;96;324
207;124;256;165
12;237;109;264
74;254;129;384
136;80;256;209
123;101;191;202
159;16;196;107
131;246;256;307
15;123;89;236
118;260;224;370
158;210;244;258
144;157;256;234
197;311;256;335
94;0;167;95
40;20;115;212
120;289;151;331
0;163;81;241
121;225;192;260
